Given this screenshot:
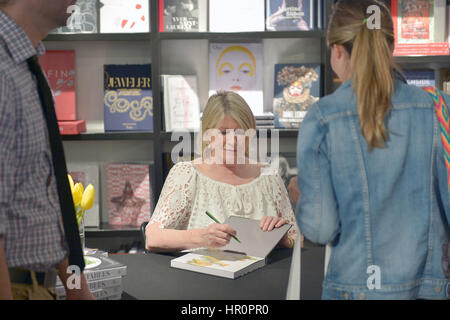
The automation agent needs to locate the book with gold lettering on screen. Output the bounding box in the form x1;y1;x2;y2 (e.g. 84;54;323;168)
103;64;153;131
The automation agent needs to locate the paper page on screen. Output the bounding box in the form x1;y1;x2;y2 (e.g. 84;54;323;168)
221;216;292;258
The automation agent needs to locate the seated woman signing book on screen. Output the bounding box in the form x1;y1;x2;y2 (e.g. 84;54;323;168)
145;91;300;252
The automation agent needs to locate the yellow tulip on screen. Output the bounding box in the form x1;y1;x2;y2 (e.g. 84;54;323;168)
81;184;95;211
72;183;84;206
68;174;74;193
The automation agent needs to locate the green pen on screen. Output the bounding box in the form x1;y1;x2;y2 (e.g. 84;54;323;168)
205;211;241;243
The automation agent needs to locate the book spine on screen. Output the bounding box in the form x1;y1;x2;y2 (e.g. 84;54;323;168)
199;0;208;32
435;0;447;42
393;42;450;56
56;266;127;286
158;0;165;32
57;285;123;300
391;0;399;44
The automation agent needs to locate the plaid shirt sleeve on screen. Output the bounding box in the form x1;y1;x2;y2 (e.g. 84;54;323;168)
0;72;16;236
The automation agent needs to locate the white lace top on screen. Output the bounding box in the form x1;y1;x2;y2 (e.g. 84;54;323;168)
148;161;298;239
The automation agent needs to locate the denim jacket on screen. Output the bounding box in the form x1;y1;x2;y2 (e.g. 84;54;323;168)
295;74;450;300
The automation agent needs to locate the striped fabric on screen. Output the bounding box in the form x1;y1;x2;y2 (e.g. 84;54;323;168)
424;86;450;198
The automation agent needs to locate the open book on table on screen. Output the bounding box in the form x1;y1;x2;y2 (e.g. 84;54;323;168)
170;216;292;279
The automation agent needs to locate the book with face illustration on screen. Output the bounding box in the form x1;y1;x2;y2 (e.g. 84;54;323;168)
273;63;322;129
209;42;264;116
170;216;292;279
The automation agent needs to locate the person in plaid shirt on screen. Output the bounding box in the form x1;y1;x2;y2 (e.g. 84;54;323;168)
0;0;93;300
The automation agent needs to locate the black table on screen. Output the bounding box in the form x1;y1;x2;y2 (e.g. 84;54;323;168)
112;243;325;300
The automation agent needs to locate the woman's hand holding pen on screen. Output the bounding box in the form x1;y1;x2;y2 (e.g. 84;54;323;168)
200;223;237;248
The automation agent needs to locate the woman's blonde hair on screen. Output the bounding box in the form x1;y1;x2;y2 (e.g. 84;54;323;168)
200;91;256;156
327;0;399;149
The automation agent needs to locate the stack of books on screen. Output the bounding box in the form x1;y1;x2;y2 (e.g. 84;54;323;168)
256;113;275;129
53;251;127;300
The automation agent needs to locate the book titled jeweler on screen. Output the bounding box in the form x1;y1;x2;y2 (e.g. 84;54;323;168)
170;216;292;279
104;64;153;131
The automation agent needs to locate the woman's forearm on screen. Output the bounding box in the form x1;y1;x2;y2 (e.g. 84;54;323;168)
145;223;204;252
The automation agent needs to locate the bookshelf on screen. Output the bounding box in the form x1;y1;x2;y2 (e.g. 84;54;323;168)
44;0;449;247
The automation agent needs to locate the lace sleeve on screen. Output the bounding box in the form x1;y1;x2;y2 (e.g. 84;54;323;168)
272;173;299;239
148;162;196;230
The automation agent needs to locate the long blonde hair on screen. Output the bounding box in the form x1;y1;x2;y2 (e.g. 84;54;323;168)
328;0;398;149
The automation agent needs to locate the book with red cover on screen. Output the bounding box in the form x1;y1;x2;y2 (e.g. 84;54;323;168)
106;163;153;227
391;0;449;56
58;120;86;135
39;50;76;121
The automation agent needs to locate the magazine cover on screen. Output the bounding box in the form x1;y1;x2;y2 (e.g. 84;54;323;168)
209;43;264;116
266;0;314;31
51;0;98;34
100;0;150;33
106;163;152;227
273;63;321;128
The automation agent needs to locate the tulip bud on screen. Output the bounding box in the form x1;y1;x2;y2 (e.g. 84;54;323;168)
81;184;95;211
72;183;84;206
68;174;74;193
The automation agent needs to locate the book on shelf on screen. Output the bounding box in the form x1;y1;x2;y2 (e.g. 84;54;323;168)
209;0;265;32
50;0;98;34
443;68;450;94
39;50;76;121
315;0;324;30
58;120;86;135
255;112;275;120
403;69;436;87
447;0;450;44
103;64;153;132
170;216;292;279
161;75;201;132
266;0;315;31
106;163;153;227
273;63;322;129
158;0;207;32
209;42;264;116
99;0;150;33
392;0;449;56
67;163;100;227
55;252;127;287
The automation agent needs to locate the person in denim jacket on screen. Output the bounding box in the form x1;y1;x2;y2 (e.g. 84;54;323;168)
291;0;450;299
